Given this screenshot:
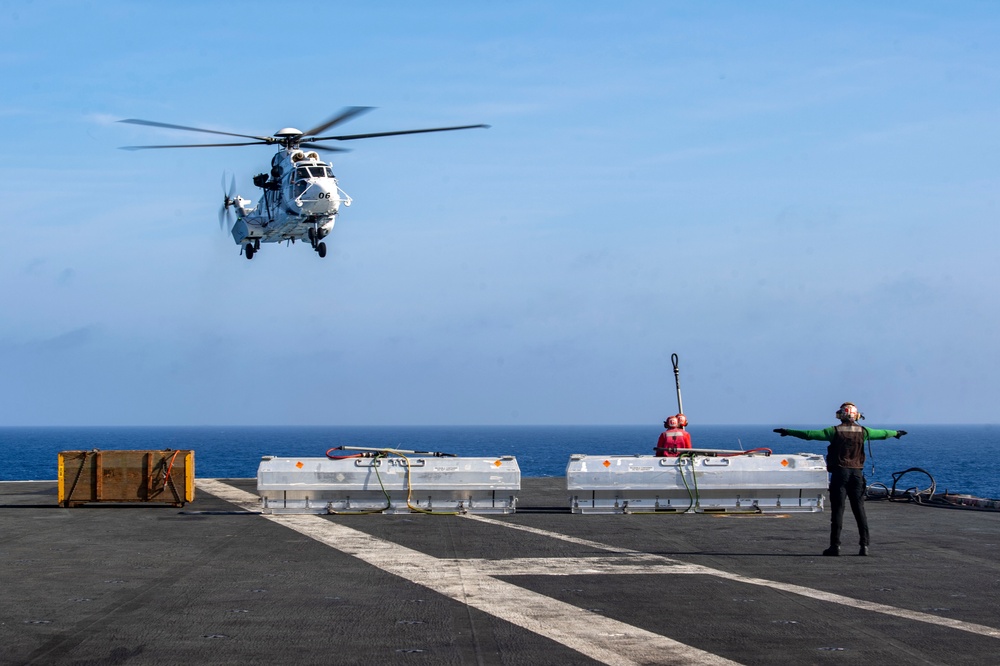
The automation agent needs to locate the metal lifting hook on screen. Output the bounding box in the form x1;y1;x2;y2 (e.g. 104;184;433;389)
671;353;684;415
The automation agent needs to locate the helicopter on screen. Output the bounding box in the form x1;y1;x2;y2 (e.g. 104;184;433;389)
119;107;488;260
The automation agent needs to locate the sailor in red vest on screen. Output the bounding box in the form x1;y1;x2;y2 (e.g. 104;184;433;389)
655;414;692;456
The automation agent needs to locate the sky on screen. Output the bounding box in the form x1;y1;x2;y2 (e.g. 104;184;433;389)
1;2;998;426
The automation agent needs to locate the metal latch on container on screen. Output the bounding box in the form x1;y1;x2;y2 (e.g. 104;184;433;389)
353;458;426;468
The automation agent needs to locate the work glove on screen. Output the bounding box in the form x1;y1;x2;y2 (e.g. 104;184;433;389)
894;430;908;439
773;428;788;436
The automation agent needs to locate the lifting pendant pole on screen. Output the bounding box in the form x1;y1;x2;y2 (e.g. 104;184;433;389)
671;353;684;415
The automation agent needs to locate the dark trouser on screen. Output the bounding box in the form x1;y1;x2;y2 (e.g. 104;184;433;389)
828;467;868;547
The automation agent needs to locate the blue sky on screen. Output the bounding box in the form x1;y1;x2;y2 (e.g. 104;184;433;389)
1;2;998;425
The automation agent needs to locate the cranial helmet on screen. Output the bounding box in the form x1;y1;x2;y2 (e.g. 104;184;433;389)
836;402;860;422
666;416;680;428
676;414;688;427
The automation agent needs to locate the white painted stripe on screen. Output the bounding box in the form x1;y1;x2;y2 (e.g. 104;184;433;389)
197;479;740;666
464;514;1000;640
458;556;707;576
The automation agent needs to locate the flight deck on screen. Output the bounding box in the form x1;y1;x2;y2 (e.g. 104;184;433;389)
2;477;998;665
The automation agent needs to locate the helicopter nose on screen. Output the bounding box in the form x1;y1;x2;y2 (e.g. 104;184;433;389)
317;182;340;214
298;180;340;215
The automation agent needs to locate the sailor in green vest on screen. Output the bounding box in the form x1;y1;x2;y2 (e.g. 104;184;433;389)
774;402;907;556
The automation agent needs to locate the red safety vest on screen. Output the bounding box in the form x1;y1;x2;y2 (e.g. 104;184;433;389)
655;428;692;456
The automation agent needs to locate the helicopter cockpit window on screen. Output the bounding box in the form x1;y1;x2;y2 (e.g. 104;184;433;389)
295;166;331;179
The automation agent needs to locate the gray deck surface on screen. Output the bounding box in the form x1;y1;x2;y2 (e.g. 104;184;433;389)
1;478;998;665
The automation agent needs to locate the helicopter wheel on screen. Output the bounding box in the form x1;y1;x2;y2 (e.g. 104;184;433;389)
317;242;327;258
245;244;255;260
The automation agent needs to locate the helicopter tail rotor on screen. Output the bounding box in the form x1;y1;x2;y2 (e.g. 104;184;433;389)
219;173;237;230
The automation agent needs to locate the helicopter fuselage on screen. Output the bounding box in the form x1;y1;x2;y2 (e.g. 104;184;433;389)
230;147;350;256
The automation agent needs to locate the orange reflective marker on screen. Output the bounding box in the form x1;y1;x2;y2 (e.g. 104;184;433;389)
780;459;789;467
494;460;502;467
296;461;304;469
603;460;611;468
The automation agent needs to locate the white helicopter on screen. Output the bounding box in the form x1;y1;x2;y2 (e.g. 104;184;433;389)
120;107;488;260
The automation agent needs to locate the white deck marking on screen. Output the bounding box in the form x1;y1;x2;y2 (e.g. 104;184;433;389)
460;556;708;576
464;514;1000;640
198;479;740;666
200;478;1000;660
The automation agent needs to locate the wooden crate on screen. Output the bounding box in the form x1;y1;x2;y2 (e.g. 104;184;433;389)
58;450;195;507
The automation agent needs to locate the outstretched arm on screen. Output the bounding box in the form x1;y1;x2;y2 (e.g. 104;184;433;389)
773;427;837;441
865;428;907;440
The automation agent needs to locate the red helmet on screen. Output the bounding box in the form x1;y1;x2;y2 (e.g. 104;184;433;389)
676;414;688;427
666;416;680;428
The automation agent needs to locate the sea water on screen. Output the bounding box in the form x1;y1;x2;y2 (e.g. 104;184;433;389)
1;425;997;499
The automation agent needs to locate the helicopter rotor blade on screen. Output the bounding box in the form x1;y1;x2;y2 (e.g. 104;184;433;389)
301;107;374;138
120;141;269;151
299;142;350;153
119;119;272;142
309;124;490;143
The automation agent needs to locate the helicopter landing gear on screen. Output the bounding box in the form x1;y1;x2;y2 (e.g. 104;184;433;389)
243;238;261;260
308;226;327;258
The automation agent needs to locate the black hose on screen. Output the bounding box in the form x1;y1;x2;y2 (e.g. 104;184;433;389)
867;468;1000;510
890;467;936;502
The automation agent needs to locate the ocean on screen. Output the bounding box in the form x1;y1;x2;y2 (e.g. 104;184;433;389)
1;425;998;499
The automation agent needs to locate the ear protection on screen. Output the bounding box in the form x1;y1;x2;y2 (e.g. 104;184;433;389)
676;414;688;427
836;402;863;421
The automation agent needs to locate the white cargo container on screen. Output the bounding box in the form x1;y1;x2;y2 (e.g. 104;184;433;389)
258;453;520;514
566;450;827;514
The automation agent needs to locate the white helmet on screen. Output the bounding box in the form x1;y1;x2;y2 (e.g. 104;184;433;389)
836;402;860;422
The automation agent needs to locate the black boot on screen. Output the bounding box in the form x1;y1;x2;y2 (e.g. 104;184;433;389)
858;545;869;556
822;546;840;556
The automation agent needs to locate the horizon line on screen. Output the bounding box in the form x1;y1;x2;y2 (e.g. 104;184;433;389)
0;422;993;428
